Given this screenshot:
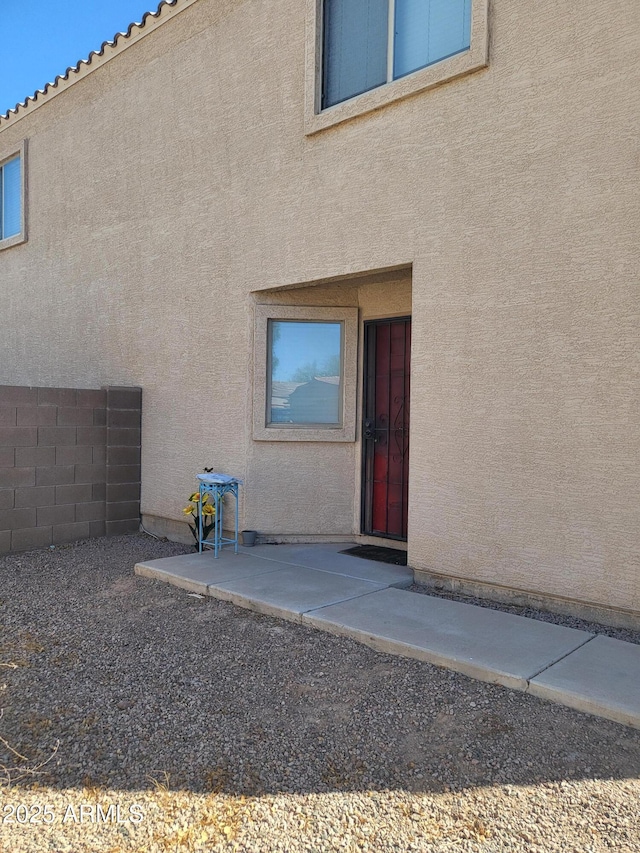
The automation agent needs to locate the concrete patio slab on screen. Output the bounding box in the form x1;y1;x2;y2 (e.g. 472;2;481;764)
134;544;639;728
134;551;285;595
303;587;594;690
238;543;413;587
529;635;640;729
207;565;386;623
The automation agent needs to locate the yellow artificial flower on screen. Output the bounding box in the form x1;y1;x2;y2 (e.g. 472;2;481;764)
202;504;215;516
188;492;200;502
182;506;194;515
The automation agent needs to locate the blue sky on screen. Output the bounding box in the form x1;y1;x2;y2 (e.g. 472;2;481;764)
0;1;159;115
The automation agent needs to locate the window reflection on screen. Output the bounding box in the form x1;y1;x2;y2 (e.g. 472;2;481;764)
269;321;343;425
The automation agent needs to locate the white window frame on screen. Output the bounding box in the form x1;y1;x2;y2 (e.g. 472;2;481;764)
0;139;27;251
253;304;358;441
304;0;489;135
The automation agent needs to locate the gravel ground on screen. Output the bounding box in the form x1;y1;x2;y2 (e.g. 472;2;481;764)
0;533;639;853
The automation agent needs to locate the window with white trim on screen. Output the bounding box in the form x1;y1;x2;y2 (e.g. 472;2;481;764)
322;0;472;108
0;142;26;249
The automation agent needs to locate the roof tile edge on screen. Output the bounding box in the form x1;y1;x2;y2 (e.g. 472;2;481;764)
0;0;199;129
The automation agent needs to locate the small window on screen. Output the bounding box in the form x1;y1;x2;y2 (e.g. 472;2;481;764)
253;305;358;442
323;0;471;108
268;320;343;426
0;156;21;239
0;142;26;250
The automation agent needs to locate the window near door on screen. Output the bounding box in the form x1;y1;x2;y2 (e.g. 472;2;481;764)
0;142;27;249
323;0;471;108
268;320;343;426
253;305;358;441
305;0;488;133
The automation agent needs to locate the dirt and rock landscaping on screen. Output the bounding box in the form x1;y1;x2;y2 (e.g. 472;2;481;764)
1;534;639;852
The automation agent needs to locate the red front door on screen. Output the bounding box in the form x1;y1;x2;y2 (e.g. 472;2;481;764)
362;317;411;540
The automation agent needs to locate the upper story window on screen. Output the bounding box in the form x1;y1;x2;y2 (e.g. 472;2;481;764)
0;142;27;250
0;156;21;239
305;0;488;134
323;0;471;108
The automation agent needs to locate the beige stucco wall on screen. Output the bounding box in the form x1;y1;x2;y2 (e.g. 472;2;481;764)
0;0;638;619
248;272;412;538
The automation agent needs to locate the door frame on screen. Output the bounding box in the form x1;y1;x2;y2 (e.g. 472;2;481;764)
360;315;411;541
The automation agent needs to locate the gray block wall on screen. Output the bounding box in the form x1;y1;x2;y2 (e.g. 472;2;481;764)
0;385;141;553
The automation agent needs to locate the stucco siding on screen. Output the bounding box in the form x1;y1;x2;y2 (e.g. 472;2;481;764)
0;0;638;618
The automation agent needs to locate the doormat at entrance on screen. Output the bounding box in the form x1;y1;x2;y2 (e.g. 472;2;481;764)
340;545;408;566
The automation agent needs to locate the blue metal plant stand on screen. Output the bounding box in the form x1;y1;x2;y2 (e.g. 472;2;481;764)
196;474;241;558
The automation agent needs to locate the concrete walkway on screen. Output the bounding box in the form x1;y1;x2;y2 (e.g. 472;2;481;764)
134;543;640;730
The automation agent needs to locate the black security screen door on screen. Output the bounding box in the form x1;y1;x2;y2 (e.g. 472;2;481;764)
362;317;411;539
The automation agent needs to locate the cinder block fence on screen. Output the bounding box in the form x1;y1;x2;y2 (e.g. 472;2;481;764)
0;385;141;554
